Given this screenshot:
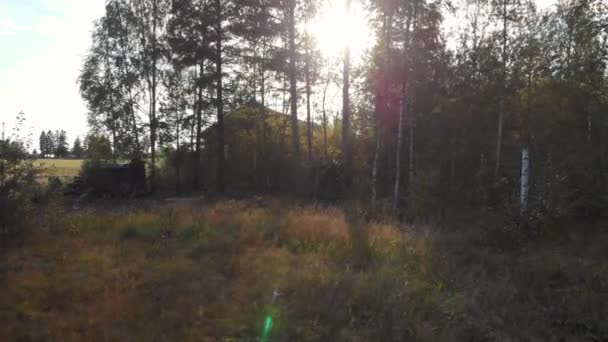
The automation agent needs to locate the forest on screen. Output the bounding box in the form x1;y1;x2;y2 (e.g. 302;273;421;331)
1;0;607;340
72;0;607;222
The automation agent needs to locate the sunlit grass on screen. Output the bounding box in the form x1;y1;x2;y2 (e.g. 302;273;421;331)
34;158;82;183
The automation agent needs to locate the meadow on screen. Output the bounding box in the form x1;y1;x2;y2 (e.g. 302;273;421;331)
34;159;82;183
0;198;606;341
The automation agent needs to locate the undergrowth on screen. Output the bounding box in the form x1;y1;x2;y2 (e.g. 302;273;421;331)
0;199;457;341
0;198;606;341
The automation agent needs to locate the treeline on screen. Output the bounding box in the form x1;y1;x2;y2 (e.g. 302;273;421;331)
79;0;608;221
37;131;85;159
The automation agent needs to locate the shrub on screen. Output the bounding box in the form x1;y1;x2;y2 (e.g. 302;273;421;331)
0;137;38;237
409;173;442;221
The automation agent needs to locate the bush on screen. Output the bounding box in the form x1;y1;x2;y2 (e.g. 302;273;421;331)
408;173;442;221
0;139;38;237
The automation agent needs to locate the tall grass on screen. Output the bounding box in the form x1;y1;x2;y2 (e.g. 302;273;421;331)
2;198;606;341
0;198;457;341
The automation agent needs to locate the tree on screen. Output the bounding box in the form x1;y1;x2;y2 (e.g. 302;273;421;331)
72;136;85;158
342;0;354;188
46;130;55;158
39;131;47;158
108;0;143;159
54;130;69;157
84;132;114;163
132;0;169;191
393;0;414;213
288;0;301;165
0;112;36;235
160;62;189;193
167;0;215;190
230;0;289;187
80;7;127;163
72;0;608;222
214;0;226;193
492;0;524;177
369;0;400;211
301;0;321;163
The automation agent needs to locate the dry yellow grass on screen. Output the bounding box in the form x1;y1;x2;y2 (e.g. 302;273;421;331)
34;159;82;183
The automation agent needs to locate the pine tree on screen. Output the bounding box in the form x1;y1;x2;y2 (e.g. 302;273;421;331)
72;136;85;158
54;130;69;157
39;131;47;158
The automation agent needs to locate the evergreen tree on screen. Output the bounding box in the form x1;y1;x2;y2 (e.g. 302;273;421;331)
39;131;47;158
54;130;69;157
72;136;85;158
46;130;55;158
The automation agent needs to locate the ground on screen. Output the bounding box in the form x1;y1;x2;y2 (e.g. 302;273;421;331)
0;198;606;341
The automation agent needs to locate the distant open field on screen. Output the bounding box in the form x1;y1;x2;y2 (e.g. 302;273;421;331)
34;159;82;182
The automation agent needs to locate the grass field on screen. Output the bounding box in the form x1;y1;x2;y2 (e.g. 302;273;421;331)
34;159;82;182
1;198;606;341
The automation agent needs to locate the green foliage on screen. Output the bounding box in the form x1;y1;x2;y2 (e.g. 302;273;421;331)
83;132;113;163
0;113;39;237
118;224;164;241
76;0;608;223
71;136;84;158
408;173;441;221
53;130;69;157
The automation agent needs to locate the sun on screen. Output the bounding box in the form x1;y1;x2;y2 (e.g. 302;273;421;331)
307;0;373;61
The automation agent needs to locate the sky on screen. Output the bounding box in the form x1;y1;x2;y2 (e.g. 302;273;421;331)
0;0;105;147
0;0;557;148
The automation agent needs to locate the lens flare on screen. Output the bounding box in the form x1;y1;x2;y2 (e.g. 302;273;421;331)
261;315;273;342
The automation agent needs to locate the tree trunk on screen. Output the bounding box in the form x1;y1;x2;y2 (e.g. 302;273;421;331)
176;107;181;194
149;0;159;193
521;65;532;219
107;76;118;164
195;64;204;190
216;0;225;194
260;41;268;189
371;121;382;211
408;3;421;190
495;0;508;178
408;89;415;187
103;29;118;164
305;34;313;163
372;10;392;211
322;68;330;161
520;147;529;215
587;113;592;144
393;83;406;213
190;112;195;152
117;22;140;158
342;0;353;186
288;0;300;165
393;10;412;213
